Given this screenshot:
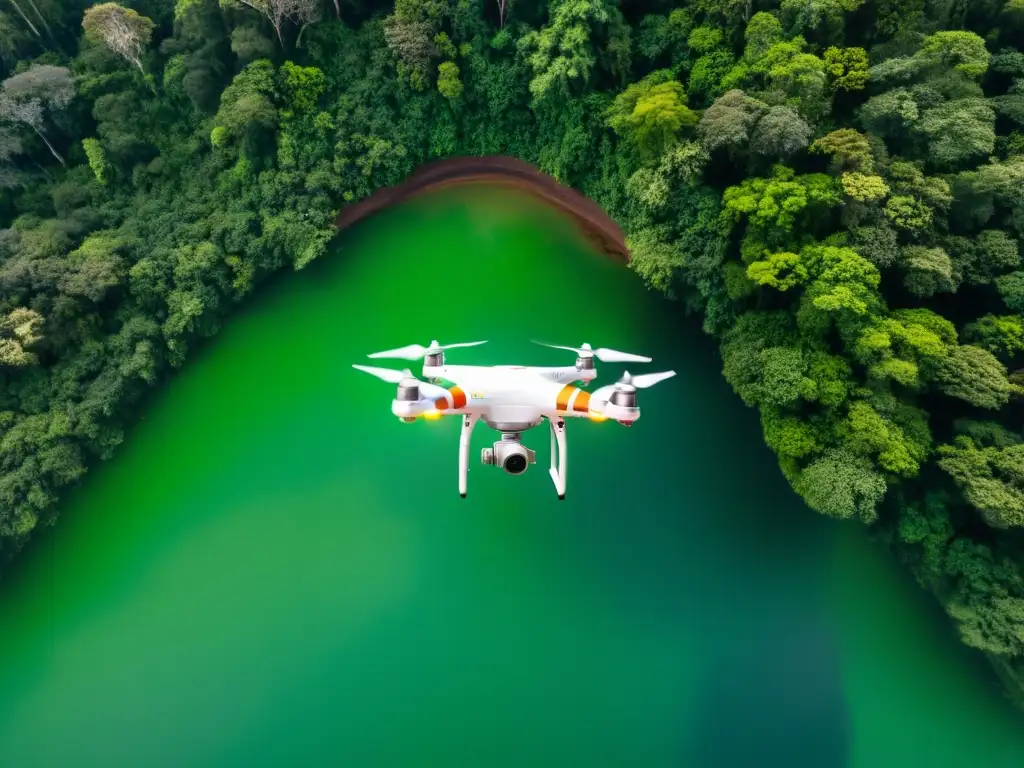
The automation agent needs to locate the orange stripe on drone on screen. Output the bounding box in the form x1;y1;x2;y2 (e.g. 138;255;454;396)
435;386;468;411
449;386;467;409
556;385;575;412
572;390;590;413
556;386;590;413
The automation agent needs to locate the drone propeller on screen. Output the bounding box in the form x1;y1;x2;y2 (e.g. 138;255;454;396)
352;364;412;384
366;339;487;361
352;364;450;399
531;340;652;364
590;369;677;418
618;370;677;389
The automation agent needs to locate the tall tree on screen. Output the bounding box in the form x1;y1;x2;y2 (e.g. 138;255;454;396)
82;3;155;73
0;63;74;164
220;0;319;48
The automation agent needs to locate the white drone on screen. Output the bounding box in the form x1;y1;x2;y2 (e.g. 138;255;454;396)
353;340;676;500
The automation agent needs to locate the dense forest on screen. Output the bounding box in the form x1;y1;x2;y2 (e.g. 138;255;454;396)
0;0;1023;704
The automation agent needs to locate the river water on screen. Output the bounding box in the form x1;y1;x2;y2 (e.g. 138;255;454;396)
0;186;1021;767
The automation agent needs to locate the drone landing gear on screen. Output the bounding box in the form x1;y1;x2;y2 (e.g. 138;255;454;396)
459;413;478;498
549;418;567;500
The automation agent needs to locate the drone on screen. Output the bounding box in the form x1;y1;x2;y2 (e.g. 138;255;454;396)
353;340;676;500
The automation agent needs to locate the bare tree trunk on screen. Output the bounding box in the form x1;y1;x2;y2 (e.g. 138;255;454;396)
497;0;507;28
273;20;284;47
296;23;309;48
24;0;52;39
8;0;41;38
332;0;339;18
31;125;64;166
30;156;53;180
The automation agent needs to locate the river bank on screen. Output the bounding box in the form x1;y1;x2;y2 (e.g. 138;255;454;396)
334;156;630;262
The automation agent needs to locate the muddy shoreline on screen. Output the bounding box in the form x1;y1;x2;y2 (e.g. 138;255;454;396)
333;156;630;262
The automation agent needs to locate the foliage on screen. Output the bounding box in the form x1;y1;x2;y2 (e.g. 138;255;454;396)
518;0;630;107
437;60;462;99
81;138;106;183
823;46;868;91
606;70;697;161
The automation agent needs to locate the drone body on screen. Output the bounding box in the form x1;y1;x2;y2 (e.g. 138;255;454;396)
354;340;675;499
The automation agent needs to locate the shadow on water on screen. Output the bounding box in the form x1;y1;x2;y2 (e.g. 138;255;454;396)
622;295;851;766
681;607;850;768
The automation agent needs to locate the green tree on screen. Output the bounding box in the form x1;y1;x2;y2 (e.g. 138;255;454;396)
518;0;630;107
939;437;1024;528
279;61;324;113
607;71;697;160
823;46;868;91
82;137;107;183
437;60;463;100
210;59;278;149
918;31;992;79
916;99;996;169
749;105;812;159
696;89;766;156
626;228;683;298
930;345;1016;410
743;12;783;61
903;246;956;297
797;449;888;522
0;308;43;367
964;315;1024;361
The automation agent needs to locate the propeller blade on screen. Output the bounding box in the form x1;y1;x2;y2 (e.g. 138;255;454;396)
594;347;653;363
366;344;430;361
532;340;652;363
439;340;488;351
352;364;412;384
367;340;487;360
533;341;587;354
626;370;677;389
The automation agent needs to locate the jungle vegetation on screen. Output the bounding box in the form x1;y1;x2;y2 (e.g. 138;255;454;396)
0;0;1023;704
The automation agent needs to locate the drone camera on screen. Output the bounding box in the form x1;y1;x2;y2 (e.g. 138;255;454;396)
481;434;536;475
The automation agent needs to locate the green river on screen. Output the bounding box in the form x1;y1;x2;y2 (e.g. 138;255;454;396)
1;185;1023;767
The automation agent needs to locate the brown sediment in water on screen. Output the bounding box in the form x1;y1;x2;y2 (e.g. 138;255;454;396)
333;156;630;262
